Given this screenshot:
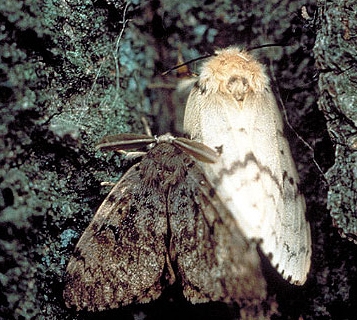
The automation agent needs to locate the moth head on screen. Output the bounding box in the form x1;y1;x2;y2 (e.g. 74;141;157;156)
198;47;270;98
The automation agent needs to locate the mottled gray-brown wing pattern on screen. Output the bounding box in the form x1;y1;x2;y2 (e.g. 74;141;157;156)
64;141;267;317
168;161;267;306
63;161;171;311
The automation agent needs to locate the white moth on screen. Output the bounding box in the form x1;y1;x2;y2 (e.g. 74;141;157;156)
183;47;311;285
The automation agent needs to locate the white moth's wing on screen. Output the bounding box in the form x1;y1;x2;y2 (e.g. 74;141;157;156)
183;48;311;285
63;163;170;311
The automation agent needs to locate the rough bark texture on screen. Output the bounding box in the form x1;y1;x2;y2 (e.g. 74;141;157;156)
314;0;357;241
1;0;356;319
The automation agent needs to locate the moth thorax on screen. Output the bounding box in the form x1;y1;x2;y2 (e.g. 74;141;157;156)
147;144;187;187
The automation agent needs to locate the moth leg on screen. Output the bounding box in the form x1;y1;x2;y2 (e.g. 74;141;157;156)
118;150;147;160
140;116;153;137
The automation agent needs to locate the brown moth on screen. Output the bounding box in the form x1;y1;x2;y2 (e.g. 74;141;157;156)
63;133;267;315
184;47;312;285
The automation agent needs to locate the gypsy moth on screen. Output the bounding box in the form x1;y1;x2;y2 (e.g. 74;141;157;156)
63;133;267;315
183;47;312;285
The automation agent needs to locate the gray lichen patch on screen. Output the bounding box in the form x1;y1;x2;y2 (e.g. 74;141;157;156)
314;0;357;241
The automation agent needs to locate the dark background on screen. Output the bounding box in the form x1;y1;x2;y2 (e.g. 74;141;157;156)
1;0;357;319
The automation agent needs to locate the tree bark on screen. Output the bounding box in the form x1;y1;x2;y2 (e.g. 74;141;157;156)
1;0;357;319
314;0;357;242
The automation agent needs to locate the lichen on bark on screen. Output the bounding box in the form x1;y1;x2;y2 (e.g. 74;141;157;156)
314;0;357;241
2;0;357;319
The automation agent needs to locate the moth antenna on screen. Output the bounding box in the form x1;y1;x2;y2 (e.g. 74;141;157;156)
175;47;192;78
96;134;155;152
166;43;290;77
162;53;213;76
247;42;288;51
173;137;218;163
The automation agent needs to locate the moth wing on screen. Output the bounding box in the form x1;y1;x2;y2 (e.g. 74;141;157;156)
168;159;267;306
184;84;311;285
63;163;170;311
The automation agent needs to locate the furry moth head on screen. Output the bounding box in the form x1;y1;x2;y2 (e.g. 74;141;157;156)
63;133;268;317
183;47;312;285
198;48;269;98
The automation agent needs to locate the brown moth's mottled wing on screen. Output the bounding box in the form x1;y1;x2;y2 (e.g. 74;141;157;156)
63;163;170;311
168;161;267;306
